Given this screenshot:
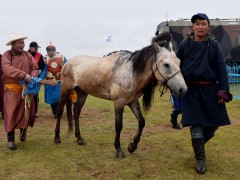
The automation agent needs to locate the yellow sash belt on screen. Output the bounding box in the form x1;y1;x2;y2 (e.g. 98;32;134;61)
5;83;22;92
5;83;27;100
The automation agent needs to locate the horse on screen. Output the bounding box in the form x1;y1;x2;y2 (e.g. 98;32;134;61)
54;32;187;158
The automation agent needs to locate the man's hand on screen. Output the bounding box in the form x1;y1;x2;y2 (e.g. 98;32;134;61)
218;97;225;104
217;90;232;103
24;74;31;82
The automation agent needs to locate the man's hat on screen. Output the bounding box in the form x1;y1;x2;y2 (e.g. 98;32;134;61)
29;41;41;48
46;41;56;51
191;13;210;24
6;33;28;46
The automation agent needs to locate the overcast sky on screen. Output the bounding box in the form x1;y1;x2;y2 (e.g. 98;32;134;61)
0;0;239;58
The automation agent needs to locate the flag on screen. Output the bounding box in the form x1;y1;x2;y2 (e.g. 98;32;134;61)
105;34;112;43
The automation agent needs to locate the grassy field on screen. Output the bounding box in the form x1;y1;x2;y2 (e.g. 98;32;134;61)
0;87;240;179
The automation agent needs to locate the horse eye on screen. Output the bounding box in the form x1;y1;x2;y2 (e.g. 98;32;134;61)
164;63;170;68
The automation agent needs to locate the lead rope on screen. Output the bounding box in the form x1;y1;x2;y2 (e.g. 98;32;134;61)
22;84;31;123
159;82;168;97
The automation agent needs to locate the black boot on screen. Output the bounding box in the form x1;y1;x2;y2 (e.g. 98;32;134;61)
170;113;181;129
20;128;27;142
192;138;206;174
7;131;16;150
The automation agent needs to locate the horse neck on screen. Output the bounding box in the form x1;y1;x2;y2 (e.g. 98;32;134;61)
133;63;155;92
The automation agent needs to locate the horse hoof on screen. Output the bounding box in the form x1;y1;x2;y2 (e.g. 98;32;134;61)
54;138;61;144
77;139;85;145
128;142;137;153
116;151;125;159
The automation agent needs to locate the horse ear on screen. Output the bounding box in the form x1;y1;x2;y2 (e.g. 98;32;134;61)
154;42;162;52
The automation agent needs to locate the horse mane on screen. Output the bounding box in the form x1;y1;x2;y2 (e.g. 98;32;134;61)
130;31;172;76
151;31;172;51
103;50;132;57
141;77;158;113
153;31;172;43
129;31;172;112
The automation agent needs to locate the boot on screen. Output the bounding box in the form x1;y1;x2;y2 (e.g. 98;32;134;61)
170;113;181;129
8;141;17;150
20;128;27;142
7;131;16;150
192;138;206;174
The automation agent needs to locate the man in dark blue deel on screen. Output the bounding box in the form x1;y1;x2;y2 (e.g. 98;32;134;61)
176;13;232;174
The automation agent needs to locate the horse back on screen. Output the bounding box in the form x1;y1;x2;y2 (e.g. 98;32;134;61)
61;54;122;98
63;54;114;74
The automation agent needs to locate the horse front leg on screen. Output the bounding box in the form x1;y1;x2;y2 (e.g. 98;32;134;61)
127;101;145;153
114;107;125;158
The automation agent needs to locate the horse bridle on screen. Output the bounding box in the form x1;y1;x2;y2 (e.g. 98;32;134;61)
154;59;181;83
153;59;181;96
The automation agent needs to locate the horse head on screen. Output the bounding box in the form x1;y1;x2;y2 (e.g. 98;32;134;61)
152;32;187;97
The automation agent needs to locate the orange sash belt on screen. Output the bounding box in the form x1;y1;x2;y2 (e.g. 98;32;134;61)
5;83;22;92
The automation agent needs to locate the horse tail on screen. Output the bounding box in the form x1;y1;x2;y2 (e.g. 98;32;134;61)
142;77;158;113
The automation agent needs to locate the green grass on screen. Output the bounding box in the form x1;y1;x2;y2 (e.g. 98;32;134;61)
0;86;240;179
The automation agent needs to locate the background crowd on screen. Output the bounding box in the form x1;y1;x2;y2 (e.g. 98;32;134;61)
0;33;66;150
